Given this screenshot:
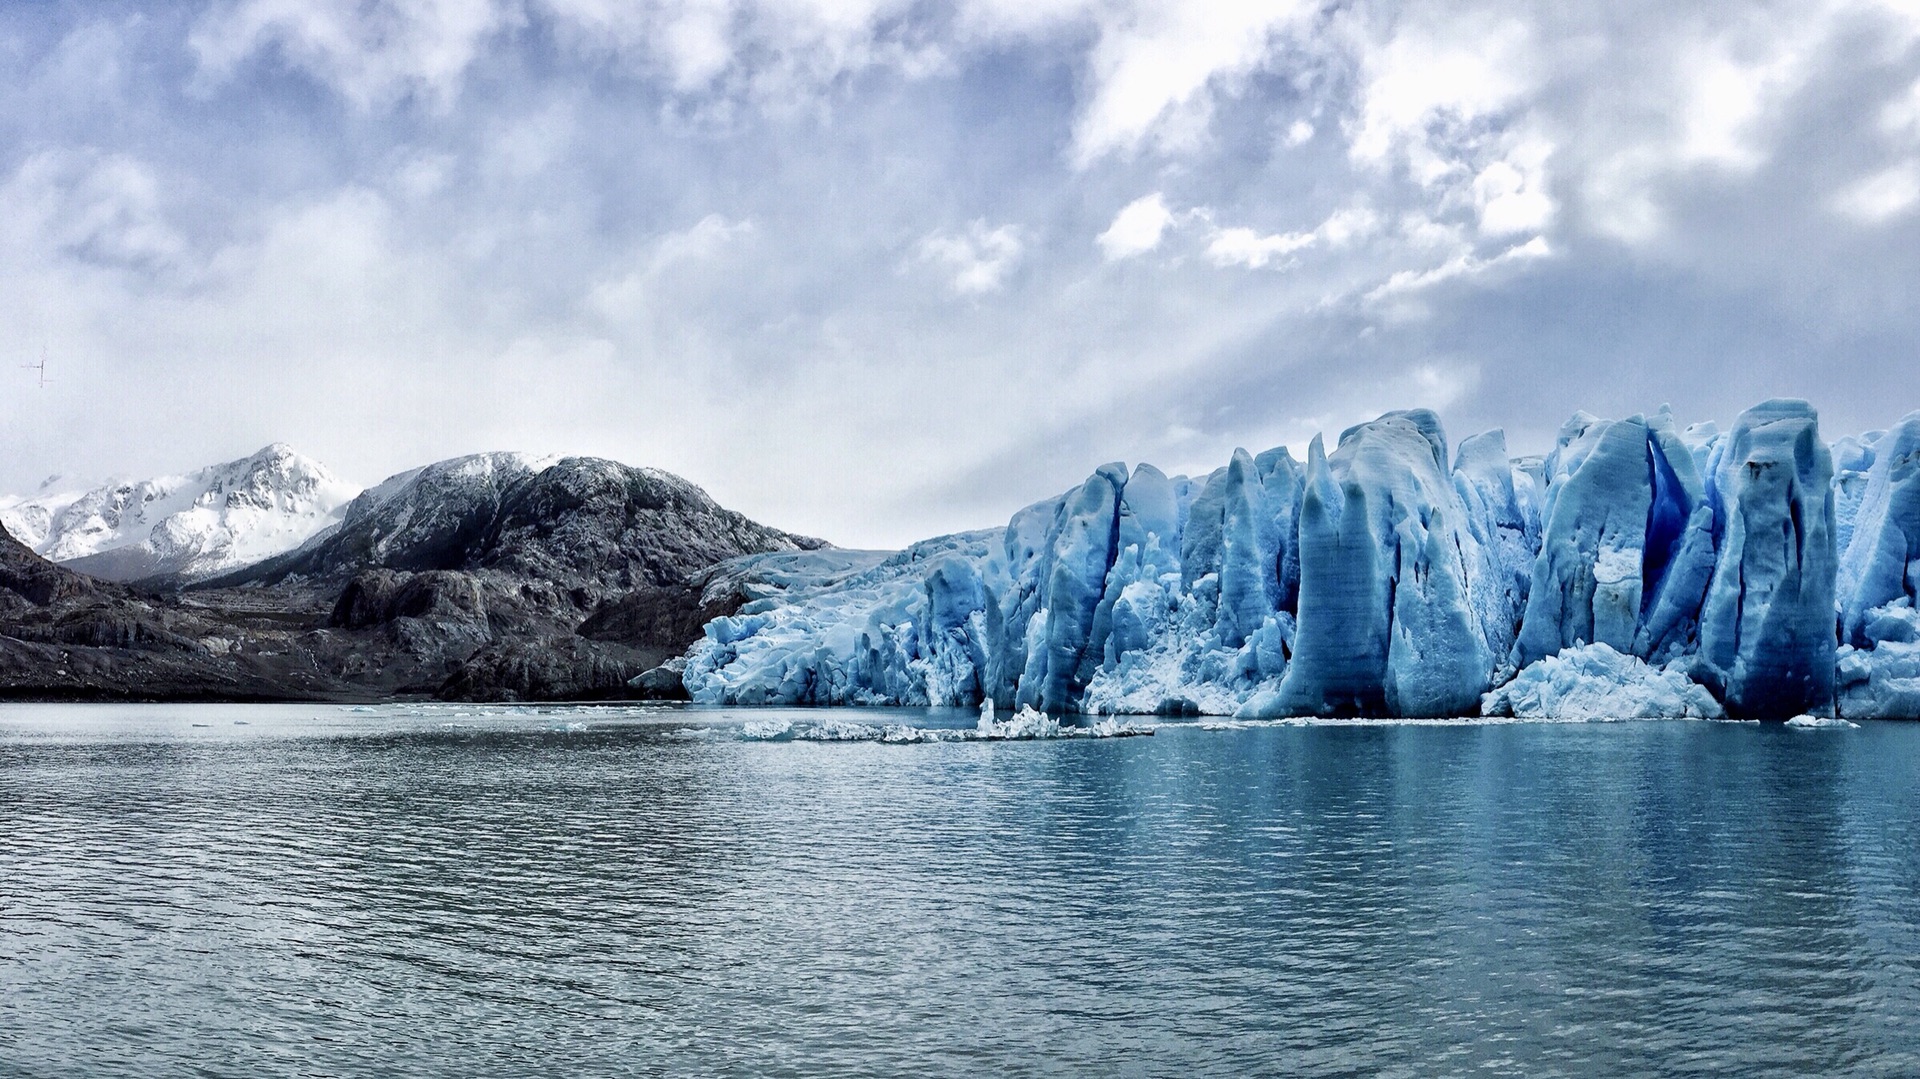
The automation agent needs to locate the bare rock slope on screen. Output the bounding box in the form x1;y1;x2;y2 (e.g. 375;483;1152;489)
0;453;821;702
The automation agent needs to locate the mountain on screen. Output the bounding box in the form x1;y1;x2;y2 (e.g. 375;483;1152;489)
196;452;825;700
0;521;354;701
0;445;358;585
0;450;822;703
223;452;812;592
683;399;1914;720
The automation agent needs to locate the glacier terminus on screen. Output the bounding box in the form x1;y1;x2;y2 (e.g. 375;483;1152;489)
686;399;1920;721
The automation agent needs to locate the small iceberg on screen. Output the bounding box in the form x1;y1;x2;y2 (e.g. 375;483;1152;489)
741;718;795;741
1784;714;1859;729
728;705;1151;744
1481;643;1724;720
796;720;887;741
978;705;1059;739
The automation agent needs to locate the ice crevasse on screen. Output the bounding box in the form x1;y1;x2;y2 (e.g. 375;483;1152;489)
686;399;1915;719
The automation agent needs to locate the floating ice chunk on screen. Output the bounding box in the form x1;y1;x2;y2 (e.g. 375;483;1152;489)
1785;714;1858;728
979;704;1060;739
741;718;794;740
733;709;1156;743
796;720;886;741
1079;716;1153;737
1481;643;1725;719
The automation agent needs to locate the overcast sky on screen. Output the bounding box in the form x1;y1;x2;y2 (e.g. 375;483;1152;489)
3;1;1919;546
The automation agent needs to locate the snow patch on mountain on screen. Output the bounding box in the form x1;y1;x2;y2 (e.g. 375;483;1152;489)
0;445;359;583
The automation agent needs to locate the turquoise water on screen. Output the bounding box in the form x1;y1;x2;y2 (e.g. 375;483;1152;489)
1;704;1916;1077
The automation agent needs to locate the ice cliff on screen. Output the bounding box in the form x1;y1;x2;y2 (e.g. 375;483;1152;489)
687;398;1914;719
1833;413;1920;718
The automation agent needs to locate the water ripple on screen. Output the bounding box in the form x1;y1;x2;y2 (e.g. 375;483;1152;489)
0;705;1914;1077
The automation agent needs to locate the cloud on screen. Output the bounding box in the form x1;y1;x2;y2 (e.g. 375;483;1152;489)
1831;161;1920;223
589;214;756;321
5;0;1920;551
1097;193;1174;259
1471;139;1553;237
1882;76;1920;140
190;0;511;110
1069;0;1312;165
1;149;189;272
1203;204;1382;269
1346;11;1533;172
917;221;1024;295
1366;234;1551;308
1205;226;1313;269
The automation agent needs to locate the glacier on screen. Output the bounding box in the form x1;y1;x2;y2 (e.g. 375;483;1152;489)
682;398;1916;720
1276;411;1497;717
1832;412;1920;718
1692;401;1836;717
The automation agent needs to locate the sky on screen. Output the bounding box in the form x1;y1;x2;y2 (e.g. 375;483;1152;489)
3;0;1919;548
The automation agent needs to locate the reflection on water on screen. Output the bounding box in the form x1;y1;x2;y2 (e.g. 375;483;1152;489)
0;704;1916;1077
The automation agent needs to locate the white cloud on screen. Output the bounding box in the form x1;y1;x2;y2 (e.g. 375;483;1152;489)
1882;76;1920;141
394;154;456;200
918;221;1024;295
1347;14;1534;173
539;0;738;90
1205;226;1313;269
1471;139;1554;237
1;149;188;271
190;0;511;110
1097;193;1174;259
1318;205;1381;247
1831;161;1920;223
1366;234;1550;308
1070;0;1312;165
1283;120;1314;147
1675;46;1803;171
1203;202;1381;270
589;214;755;319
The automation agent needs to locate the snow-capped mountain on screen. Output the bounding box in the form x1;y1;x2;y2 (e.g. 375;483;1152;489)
0;447;825;702
226;450;822;592
0;445;360;584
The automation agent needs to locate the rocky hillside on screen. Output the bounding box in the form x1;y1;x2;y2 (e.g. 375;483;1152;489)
0;523;352;700
0;453;823;702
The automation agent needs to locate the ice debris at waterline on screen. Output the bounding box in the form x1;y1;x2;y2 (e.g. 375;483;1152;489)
1481;643;1724;720
708;707;1152;743
685;399;1920;720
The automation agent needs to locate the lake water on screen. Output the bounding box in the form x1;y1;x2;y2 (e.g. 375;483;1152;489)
1;704;1916;1077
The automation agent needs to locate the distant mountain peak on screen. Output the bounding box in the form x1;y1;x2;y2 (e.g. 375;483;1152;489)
0;445;361;584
